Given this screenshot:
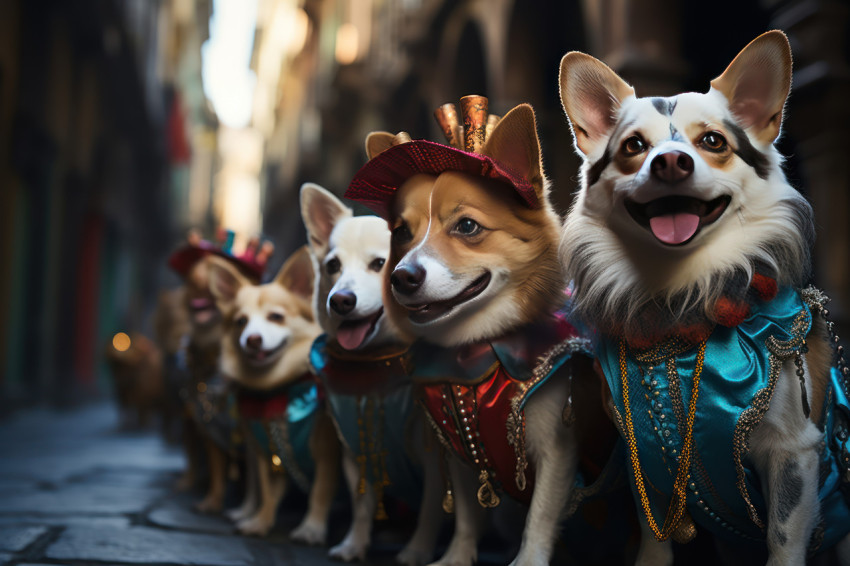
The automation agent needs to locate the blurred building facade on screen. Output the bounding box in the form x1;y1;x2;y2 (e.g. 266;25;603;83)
0;0;219;410
252;0;850;324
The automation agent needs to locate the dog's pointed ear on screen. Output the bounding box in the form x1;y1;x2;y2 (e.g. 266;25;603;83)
275;246;315;308
482;104;545;198
300;183;352;257
710;30;792;144
559;52;635;157
207;256;250;311
365;132;397;160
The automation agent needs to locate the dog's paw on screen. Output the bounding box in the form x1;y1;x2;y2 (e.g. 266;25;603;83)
508;555;548;566
396;544;432;566
194;495;223;514
225;506;251;523
237;516;273;537
290;520;327;546
329;538;368;562
427;550;476;566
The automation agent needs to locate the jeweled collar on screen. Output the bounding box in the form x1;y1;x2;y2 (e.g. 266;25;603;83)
409;310;582;384
311;334;412;395
237;373;316;420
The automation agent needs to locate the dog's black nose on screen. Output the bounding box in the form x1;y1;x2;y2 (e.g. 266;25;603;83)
246;334;263;349
329;290;357;315
650;151;694;183
391;264;425;295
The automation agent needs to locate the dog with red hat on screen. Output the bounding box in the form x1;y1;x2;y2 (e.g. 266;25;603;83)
167;228;274;514
345;97;623;566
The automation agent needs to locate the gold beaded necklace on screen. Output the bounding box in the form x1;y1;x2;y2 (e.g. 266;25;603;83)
618;338;706;541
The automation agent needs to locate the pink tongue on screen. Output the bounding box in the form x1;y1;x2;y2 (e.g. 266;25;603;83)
336;320;372;350
649;213;700;245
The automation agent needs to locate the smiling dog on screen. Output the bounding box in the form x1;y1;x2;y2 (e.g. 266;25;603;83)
559;31;850;565
346;99;609;566
208;248;340;542
301;183;444;565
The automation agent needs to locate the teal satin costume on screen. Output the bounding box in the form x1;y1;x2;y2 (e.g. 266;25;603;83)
238;378;319;493
310;334;423;510
598;285;850;552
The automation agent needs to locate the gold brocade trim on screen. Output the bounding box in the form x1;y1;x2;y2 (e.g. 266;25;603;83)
506;337;592;492
420;399;453;453
732;305;810;530
633;336;698;365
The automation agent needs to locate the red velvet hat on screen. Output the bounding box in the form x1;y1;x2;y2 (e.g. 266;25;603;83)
167;228;273;282
344;96;539;220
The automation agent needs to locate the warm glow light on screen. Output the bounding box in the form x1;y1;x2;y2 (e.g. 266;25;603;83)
112;332;131;352
335;23;359;65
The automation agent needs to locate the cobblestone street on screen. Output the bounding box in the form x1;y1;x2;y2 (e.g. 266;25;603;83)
0;403;439;566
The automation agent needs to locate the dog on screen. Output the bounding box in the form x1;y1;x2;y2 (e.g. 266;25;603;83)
175;254;232;513
104;331;165;430
301;182;444;565
208;247;341;543
168;231;273;511
559;30;850;565
345;99;613;566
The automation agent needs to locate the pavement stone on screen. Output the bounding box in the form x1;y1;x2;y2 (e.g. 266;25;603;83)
0;526;49;552
0;482;165;515
147;500;235;535
44;525;255;565
0;515;132;528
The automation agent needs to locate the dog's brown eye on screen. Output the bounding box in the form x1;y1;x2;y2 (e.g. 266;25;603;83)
622;136;647;156
369;258;385;272
700;132;728;152
236;315;248;327
392;222;413;246
325;257;341;275
454;218;482;236
267;312;284;324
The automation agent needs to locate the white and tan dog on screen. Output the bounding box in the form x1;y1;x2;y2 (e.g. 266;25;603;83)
301;183;443;565
208;248;341;542
346;102;607;566
560;31;850;565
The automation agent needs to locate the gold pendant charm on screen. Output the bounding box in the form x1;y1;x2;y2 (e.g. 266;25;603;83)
270;454;283;474
476;470;500;508
442;489;454;513
375;500;389;521
671;512;697;544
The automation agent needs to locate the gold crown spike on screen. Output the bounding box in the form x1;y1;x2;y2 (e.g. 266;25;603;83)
460;95;489;153
434;103;461;148
485;114;501;140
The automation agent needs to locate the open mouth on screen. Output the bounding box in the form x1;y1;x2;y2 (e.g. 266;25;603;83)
336;308;383;351
404;271;491;325
243;342;285;367
190;297;218;326
624;195;731;246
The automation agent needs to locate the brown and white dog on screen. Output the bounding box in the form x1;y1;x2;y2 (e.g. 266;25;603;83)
347;102;605;566
301;183;443;565
208;248;341;542
559;31;850;565
177;256;231;512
